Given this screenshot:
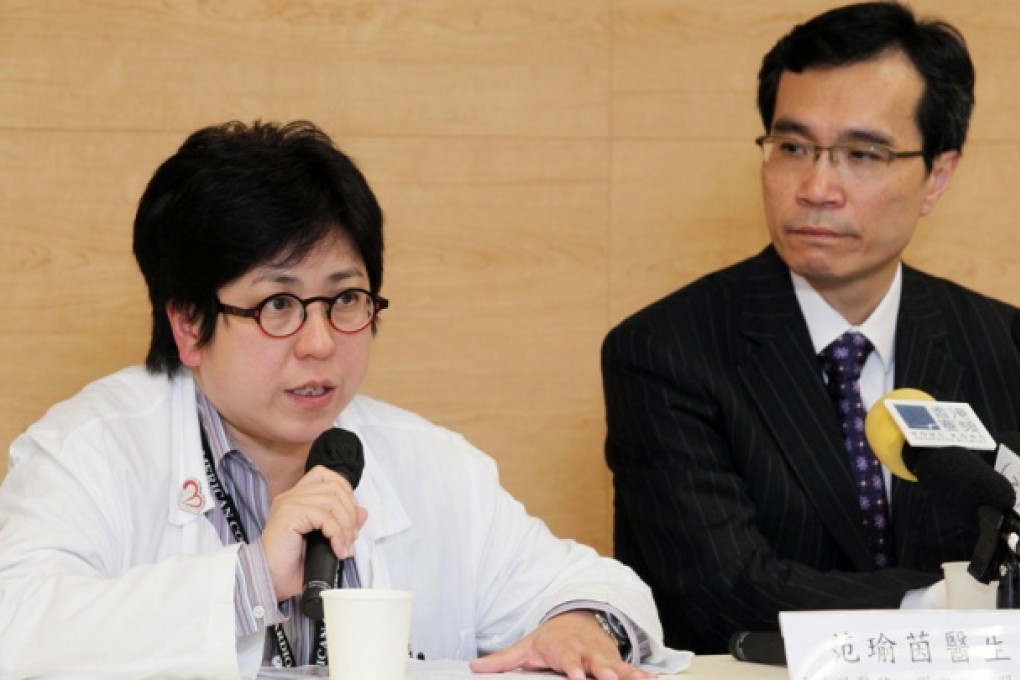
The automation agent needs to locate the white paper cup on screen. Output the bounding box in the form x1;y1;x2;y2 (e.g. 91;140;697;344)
321;588;414;680
942;561;997;609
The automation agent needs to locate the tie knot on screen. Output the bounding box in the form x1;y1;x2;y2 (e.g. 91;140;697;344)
819;331;873;383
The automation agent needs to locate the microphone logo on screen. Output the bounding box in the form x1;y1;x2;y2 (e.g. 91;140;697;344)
864;387;934;480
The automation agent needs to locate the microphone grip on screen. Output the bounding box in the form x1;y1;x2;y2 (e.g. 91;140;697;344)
299;428;365;621
729;631;787;666
300;531;338;621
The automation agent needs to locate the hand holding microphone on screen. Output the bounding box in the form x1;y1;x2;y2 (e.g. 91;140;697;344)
259;428;366;614
300;428;365;620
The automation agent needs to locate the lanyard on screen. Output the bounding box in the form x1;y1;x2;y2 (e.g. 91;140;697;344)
200;427;333;667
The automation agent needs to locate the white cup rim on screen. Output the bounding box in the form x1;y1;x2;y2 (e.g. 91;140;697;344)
320;588;414;601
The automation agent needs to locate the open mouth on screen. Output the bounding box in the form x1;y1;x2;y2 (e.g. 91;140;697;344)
290;385;330;397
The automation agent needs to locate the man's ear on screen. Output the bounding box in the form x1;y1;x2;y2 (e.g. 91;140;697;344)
920;150;961;217
166;302;204;368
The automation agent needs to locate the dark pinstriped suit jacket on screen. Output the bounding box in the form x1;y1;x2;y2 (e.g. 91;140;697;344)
602;245;1020;654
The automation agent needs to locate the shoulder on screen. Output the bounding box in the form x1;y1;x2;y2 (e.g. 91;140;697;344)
33;366;176;427
342;394;456;439
11;366;183;467
339;395;495;473
604;247;786;356
903;265;1019;322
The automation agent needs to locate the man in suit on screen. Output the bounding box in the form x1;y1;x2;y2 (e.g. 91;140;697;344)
602;1;1020;654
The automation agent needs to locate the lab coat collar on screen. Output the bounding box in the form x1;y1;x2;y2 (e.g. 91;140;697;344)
165;378;413;549
337;420;412;545
339;404;412;588
168;371;217;525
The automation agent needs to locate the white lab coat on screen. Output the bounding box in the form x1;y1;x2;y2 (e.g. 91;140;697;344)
0;366;687;679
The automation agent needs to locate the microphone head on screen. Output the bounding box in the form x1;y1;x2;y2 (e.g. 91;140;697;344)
305;428;365;489
903;445;1017;515
865;388;934;482
728;630;786;666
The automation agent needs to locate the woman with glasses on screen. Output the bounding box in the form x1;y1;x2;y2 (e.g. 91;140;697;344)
0;120;685;679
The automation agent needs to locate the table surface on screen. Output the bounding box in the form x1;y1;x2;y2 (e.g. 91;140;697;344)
257;654;788;678
664;654;786;678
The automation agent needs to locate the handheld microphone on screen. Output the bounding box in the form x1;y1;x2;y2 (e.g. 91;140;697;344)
299;428;365;621
728;631;786;666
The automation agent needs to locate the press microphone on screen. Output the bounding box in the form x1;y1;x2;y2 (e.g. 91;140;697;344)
299;428;365;621
863;387;935;482
728;630;786;666
864;388;1016;514
897;443;1018;517
865;389;1020;588
899;439;1020;585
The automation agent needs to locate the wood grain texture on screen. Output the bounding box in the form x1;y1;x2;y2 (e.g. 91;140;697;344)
3;1;1019;556
357;137;610;548
0;1;610;137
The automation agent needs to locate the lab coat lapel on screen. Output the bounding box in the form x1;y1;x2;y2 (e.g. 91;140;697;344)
167;372;216;525
340;425;412;588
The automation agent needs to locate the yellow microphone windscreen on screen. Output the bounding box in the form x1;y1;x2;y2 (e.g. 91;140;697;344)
864;387;935;481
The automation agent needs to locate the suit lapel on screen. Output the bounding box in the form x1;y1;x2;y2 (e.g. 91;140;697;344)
735;248;875;570
889;267;963;567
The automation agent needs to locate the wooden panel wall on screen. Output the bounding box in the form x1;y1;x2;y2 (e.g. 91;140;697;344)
3;1;1018;556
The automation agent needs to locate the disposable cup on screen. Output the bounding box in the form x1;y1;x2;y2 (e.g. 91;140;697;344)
942;561;997;609
321;588;414;680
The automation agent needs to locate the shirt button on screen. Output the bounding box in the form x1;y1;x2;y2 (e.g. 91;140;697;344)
253;605;266;619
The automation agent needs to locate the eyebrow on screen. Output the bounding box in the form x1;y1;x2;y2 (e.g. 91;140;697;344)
251;267;366;287
771;119;896;147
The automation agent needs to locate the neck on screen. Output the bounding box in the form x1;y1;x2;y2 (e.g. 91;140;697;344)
230;436;310;501
811;267;897;327
255;452;308;501
821;290;880;326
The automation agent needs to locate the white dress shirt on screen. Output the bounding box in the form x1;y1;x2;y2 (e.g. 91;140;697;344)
791;266;946;609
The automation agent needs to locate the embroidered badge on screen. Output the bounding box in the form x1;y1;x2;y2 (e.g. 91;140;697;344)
180;478;205;513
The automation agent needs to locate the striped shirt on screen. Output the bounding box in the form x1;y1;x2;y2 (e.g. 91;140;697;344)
195;389;643;665
196;389;360;667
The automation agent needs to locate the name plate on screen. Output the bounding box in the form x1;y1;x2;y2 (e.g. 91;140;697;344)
780;610;1020;679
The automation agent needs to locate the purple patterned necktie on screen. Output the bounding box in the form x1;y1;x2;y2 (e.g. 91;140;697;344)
819;331;893;568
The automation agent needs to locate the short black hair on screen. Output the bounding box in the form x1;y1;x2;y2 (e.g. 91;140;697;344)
757;1;975;171
133;120;384;375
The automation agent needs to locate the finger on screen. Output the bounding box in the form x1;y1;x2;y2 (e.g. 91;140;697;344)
277;471;361;531
587;655;623;680
327;504;368;558
555;650;589;680
608;661;656;680
468;642;531;674
310;507;361;559
264;494;357;562
303;464;357;492
303;470;362;533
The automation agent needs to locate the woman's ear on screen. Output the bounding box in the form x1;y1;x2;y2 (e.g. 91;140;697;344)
166;302;204;368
